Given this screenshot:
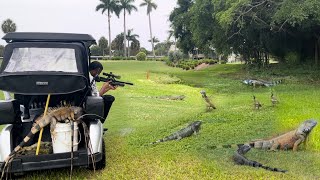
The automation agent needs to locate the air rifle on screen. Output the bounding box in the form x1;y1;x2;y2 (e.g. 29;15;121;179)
95;72;134;87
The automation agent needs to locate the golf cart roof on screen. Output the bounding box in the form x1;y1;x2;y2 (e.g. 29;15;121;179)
2;32;96;46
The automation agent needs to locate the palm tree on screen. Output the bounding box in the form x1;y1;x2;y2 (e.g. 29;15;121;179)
1;19;16;34
140;0;157;59
118;0;138;58
96;0;120;59
167;29;177;51
148;36;159;44
126;29;139;57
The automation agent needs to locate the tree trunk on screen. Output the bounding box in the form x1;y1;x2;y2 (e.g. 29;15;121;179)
128;40;130;57
315;38;319;66
148;13;155;59
123;11;127;59
108;10;112;60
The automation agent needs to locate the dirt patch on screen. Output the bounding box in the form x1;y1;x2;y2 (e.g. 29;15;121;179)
194;63;210;70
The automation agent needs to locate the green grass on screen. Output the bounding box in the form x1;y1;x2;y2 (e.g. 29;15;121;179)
2;61;320;179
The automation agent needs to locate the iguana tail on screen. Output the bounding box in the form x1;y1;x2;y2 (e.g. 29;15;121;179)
207;143;246;149
233;145;287;173
150;134;177;145
150;139;164;145
7;114;52;159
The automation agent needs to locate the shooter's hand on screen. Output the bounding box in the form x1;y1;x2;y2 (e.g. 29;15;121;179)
99;81;117;96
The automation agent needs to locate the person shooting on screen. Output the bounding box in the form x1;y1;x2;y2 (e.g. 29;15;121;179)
89;61;117;123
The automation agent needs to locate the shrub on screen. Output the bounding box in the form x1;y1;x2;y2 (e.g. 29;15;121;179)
136;52;147;61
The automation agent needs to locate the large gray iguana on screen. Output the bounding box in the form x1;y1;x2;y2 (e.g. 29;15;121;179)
150;121;202;144
243;79;283;87
233;144;287;173
209;119;317;172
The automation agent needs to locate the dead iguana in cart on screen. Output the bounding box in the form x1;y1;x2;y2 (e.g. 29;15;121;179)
2;106;83;169
150;121;202;144
209;119;317;172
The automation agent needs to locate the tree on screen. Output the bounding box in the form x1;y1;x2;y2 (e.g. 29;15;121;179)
126;29;139;56
155;41;172;56
1;19;16;34
140;0;157;59
90;45;103;56
96;0;120;59
169;0;195;54
98;36;109;56
148;36;159;44
111;33;125;56
130;39;140;56
139;47;148;55
118;0;138;58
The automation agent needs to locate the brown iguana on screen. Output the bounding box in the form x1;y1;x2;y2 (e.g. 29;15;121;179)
233;144;287;173
200;90;216;110
271;93;279;106
5;106;83;161
253;95;262;109
209;119;317;151
150;121;202;144
209;119;317;172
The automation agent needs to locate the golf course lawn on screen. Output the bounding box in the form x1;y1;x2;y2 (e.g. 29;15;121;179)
2;61;320;179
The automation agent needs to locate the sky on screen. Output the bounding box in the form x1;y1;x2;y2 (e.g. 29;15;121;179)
0;0;177;50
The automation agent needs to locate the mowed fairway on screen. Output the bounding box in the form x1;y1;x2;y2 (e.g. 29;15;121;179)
2;61;320;179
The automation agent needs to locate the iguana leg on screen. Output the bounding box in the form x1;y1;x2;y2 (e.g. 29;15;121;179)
176;136;182;140
269;142;280;151
50;118;57;139
293;135;305;151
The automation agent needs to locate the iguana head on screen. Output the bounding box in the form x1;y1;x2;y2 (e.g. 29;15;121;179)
297;119;317;136
191;120;202;130
200;90;206;98
71;106;84;119
237;144;251;155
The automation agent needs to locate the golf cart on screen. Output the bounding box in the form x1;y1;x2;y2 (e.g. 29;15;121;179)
0;32;106;174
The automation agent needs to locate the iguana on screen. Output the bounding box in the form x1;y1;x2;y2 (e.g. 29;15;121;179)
253;95;262;109
150;121;202;144
5;106;83;161
209;119;317;172
233;144;287;173
208;119;317;151
155;95;186;100
243;79;283;87
271;93;279;106
200;90;216;110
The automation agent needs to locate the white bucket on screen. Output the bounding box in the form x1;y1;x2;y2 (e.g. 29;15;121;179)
52;122;79;154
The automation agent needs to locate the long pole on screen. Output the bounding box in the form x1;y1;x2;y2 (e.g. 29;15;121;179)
36;94;51;155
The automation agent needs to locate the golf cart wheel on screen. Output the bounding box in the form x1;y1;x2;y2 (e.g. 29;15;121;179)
89;140;106;170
